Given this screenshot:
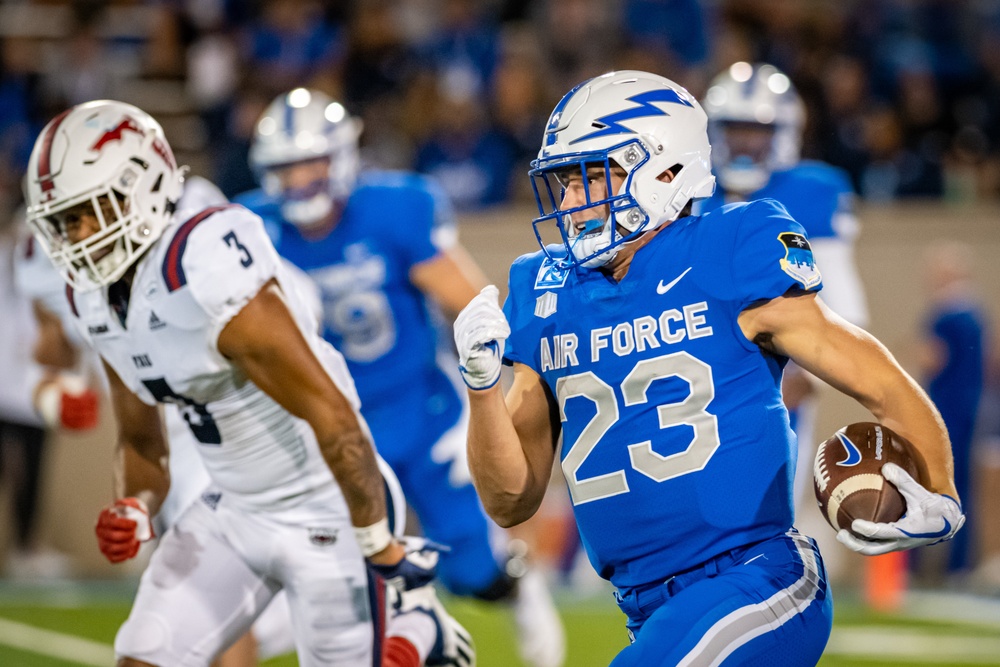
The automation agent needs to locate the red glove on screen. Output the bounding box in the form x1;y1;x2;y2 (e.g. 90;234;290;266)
60;387;99;430
95;498;154;563
36;375;100;431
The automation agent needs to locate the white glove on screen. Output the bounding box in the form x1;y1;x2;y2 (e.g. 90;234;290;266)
836;462;965;556
454;285;510;390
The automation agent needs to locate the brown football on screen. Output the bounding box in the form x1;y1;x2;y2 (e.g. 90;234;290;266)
813;422;926;537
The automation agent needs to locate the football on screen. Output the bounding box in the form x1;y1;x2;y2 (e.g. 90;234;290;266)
813;422;926;537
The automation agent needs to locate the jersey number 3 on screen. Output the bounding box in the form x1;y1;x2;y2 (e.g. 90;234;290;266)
142;378;222;445
557;351;720;506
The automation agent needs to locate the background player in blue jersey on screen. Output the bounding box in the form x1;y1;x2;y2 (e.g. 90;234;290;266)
917;242;986;578
236;88;565;667
454;70;965;666
697;62;870;507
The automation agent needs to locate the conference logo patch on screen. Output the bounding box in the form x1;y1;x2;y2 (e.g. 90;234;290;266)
777;232;822;290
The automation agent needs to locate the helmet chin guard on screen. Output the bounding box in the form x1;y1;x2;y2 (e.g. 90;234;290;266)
24;100;185;290
530;71;714;269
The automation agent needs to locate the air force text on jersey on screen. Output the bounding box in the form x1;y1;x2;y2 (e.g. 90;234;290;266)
539;301;713;372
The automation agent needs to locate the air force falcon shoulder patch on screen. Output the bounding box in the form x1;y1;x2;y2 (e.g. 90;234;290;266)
777;232;822;290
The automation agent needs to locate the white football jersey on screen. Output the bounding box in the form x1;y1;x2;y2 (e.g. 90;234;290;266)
0;227;44;425
68;202;359;513
14;231;71;330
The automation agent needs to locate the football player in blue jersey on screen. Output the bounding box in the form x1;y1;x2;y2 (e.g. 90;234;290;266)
697;62;870;507
454;70;965;665
236;88;565;667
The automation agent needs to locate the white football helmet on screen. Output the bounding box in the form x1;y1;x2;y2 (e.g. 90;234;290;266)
702;62;805;195
530;70;715;269
24;100;185;290
249;88;362;227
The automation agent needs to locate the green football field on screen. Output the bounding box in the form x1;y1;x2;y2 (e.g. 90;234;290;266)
0;582;997;666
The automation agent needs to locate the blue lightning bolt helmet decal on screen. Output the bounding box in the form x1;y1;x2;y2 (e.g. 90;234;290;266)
569;88;693;145
544;78;592;146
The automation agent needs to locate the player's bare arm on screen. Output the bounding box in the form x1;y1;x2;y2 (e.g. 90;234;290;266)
410;245;490;316
30;300;100;431
31;300;78;369
104;360;170;514
737;292;958;498
217;277;404;563
466;362;559;527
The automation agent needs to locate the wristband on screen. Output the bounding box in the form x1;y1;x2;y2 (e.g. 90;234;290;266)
354;517;393;558
117;497;154;542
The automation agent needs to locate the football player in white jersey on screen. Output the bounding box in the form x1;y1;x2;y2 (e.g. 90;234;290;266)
16;178;425;666
22;99;474;667
16;177;279;666
15;178;225;532
16;178;437;666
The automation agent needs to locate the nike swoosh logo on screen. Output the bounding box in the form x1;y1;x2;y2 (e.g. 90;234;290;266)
656;267;692;294
899;517;952;540
835;432;863;467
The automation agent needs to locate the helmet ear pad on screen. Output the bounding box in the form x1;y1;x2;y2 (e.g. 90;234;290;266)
606;138;715;237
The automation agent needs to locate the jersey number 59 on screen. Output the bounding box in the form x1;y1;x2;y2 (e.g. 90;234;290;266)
557;351;720;506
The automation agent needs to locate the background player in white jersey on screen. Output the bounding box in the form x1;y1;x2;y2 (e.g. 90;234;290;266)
236;88;564;667
697;62;870;504
14;175;297;666
454;70;963;665
0;208;83;580
15;176;226;533
23;99;472;667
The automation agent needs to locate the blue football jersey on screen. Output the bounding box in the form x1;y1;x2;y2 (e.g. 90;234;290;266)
236;171;458;408
697;161;854;241
503;199;823;589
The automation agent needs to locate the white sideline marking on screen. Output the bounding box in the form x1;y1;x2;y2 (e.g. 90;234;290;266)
0;617;115;666
827;627;1000;664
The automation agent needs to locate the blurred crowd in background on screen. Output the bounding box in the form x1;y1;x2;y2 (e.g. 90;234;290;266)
3;0;1000;221
1;0;1000;595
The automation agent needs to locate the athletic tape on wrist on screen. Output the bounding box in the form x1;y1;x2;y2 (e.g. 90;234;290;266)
354;517;393;558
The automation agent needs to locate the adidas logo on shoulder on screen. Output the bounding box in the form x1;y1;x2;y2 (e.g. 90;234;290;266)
149;311;166;330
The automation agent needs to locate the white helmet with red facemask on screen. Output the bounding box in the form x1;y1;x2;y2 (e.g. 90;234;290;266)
24;100;185;290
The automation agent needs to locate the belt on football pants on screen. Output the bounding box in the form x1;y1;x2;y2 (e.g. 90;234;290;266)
613;538;768;623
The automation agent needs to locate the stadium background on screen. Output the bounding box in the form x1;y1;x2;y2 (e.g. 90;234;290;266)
1;0;999;665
